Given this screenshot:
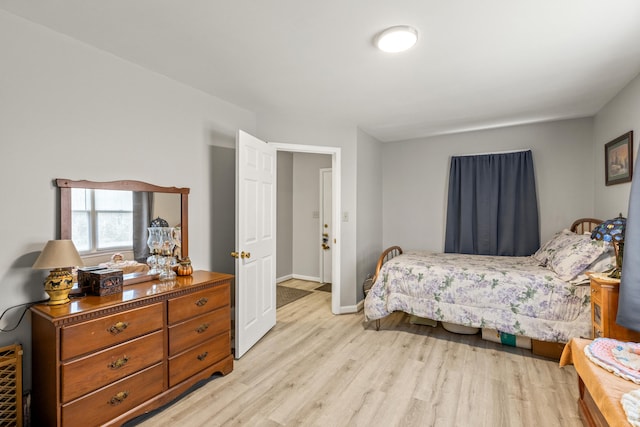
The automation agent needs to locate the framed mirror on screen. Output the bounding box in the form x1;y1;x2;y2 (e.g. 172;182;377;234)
56;179;190;263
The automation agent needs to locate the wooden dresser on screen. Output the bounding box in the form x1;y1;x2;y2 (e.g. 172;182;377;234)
31;271;234;427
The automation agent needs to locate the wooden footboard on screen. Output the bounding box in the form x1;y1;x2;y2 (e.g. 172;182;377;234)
372;246;403;283
365;246;403;331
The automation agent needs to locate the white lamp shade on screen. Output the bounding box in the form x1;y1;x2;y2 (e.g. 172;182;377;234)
375;26;418;53
33;240;84;269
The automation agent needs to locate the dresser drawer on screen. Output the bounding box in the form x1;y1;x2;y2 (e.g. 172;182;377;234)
168;306;230;356
61;331;163;403
62;363;164;427
61;303;163;359
168;285;229;325
590;283;602;305
169;333;229;387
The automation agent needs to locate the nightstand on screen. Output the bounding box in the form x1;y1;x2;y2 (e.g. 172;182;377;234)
590;273;640;341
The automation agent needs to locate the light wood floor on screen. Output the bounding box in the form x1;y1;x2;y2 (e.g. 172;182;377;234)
136;279;583;427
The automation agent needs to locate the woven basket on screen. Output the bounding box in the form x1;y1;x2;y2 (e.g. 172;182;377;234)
0;344;22;427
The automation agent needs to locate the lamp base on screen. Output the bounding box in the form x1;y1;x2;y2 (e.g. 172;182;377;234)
607;268;622;280
44;268;74;305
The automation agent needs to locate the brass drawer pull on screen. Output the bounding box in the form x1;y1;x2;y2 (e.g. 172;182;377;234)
195;297;208;307
196;323;210;334
197;351;208;361
108;356;129;370
107;321;129;335
108;391;129;406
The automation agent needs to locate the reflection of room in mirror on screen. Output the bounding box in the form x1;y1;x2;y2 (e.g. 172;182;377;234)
57;179;190;275
68;188;182;264
153;193;182;259
154;193;181;227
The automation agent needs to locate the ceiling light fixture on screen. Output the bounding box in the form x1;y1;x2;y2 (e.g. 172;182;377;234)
375;25;418;53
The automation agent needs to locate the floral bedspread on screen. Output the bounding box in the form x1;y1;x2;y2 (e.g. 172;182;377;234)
364;251;591;342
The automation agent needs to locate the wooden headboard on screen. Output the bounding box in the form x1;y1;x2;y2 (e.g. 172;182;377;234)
570;218;602;235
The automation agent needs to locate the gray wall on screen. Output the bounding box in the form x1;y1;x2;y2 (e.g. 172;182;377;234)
593;73;640;220
356;129;383;300
276;152;293;279
209;146;236;275
381;118;596;252
0;10;255;388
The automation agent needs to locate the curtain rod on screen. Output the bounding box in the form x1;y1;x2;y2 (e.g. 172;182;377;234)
453;148;532;157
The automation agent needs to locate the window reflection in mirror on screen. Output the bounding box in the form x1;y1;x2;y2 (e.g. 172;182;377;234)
72;189;134;252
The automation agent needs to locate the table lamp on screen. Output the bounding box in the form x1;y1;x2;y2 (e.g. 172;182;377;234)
591;214;626;279
33;240;84;305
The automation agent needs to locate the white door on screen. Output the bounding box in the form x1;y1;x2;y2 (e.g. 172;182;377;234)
320;168;332;284
234;130;276;358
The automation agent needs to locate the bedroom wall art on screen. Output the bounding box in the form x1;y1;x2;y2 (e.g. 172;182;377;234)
605;131;633;186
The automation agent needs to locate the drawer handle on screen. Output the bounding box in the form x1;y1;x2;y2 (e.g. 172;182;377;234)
195;297;209;307
197;351;208;361
108;356;129;370
108;391;129;406
196;323;210;334
107;321;129;335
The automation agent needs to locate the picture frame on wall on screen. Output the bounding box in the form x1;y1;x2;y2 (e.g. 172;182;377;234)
605;131;634;186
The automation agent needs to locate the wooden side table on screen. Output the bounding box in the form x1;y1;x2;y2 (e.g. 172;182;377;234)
589;273;640;341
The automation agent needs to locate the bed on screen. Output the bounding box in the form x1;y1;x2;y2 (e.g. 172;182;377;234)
364;218;614;344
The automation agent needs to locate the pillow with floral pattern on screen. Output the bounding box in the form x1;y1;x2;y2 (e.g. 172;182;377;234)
533;229;574;264
549;235;608;281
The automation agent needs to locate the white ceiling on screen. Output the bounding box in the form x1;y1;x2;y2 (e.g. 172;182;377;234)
3;1;640;142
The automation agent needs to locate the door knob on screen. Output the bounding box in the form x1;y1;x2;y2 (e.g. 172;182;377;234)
231;251;251;259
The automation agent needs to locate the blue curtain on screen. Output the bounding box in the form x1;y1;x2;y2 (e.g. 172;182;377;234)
618;153;640;332
133;191;153;262
444;150;540;256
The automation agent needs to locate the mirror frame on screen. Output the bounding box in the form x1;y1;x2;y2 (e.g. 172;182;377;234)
56;178;190;257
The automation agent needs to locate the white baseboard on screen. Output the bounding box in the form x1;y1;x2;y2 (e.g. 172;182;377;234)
276;274;293;283
277;274;321;283
337;303;360;314
292;274;321;283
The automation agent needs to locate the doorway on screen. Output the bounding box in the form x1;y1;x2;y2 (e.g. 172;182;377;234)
271;143;341;315
214;137;342;358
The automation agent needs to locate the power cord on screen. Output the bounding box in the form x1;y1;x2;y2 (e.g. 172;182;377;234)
0;299;49;332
